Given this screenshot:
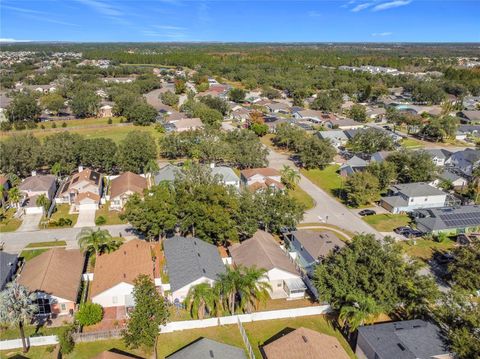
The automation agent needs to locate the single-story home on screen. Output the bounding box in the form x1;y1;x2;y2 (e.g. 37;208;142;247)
292;109;325;123
19;174;57;214
414;205;480;235
266;102;290;114
91;240;158;309
229;230;306;300
57;167;103;211
339;155;368;177
369;151;393;163
422;149;452;167
98;104;113;118
109;172;148;210
263;327;350;359
459;110;480;124
18;248;84;316
356;320;451;359
166;338;246;359
447;148;480;176
324;118;363;130
154;164;239;188
171;117;204;132
240;168;285;192
380;183;447;214
317;130;348;148
456;124;480;141
432;169;468;189
163;236;226;302
0;252;18;290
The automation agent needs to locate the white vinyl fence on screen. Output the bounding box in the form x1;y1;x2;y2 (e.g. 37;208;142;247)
159;305;331;333
0;335;58;350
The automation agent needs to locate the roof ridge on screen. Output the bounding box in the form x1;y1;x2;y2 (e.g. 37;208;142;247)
256;232;276;269
38;248;56;291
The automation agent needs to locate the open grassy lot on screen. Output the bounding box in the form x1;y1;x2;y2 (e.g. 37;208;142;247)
19;249;48;261
401;238;457;262
26;240;67;248
0;208;22;232
289;186;315;210
47;204;78;228
243;315;355;359
157;325;245;358
401;137;425;149
363;213;411;232
259;133;276;148
296;223;353;242
301;165;343;198
95;203;127;225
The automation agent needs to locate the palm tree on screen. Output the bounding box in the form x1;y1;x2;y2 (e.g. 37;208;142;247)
217;267;243;314
51;162;63;177
76;228;120;257
184;283;217;319
8;187;22;209
35;194;50;214
338;293;383;333
0;283;38;353
237;267;271;312
280;165;301;189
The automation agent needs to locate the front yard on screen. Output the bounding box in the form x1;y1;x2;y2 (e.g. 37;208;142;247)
95;203;127;225
289;186;315;210
301;165;343;198
363;213;411;232
401;138;425;149
47;204;78;228
0;208;22;232
400;238;457;262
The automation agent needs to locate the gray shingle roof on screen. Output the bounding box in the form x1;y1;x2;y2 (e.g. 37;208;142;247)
164;236;226;292
211;167;240;184
166;338;246;359
423;149;452;160
0;252;17;289
389;183;446;198
415;205;480;232
154;164;183;184
357;320;449;359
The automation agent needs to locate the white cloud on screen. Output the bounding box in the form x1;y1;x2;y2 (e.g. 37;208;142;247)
371;32;393;37
75;0;122;17
0;38;31;42
154;25;186;31
372;0;412;11
307;10;322;17
351;2;374;12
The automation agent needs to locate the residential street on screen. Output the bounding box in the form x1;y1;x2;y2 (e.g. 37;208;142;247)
267;148;383;238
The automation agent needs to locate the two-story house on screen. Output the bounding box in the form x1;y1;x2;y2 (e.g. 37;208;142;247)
240;168;285;192
380;183;448;214
57;167;102;211
447;148;480;176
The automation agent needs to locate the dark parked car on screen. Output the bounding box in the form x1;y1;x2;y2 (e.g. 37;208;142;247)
433;252;455;265
394;226;411;234
359;209;376;216
404;228;423;238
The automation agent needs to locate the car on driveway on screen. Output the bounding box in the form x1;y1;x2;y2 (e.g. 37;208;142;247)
394;226;411;235
403;228;423;238
359;209;376;216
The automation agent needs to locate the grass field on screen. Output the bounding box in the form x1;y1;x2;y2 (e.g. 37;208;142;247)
363;213;411;232
0;208;22;232
401;238;457;262
0;120;164;144
95;203;127;225
289;186;315;210
401;138;425;149
301;165;343;198
296;223;353;242
26;240;67;248
19;248;48;261
48;204;78;228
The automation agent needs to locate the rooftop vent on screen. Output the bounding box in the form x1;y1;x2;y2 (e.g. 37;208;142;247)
302;335;308;343
397;343;406;351
202;268;206;274
209;350;214;358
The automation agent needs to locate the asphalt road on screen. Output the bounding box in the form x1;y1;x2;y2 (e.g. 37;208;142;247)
267;148;383;238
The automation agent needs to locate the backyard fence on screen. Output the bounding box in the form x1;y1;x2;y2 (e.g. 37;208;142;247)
73;329;123;342
237;317;255;359
0;335;58;351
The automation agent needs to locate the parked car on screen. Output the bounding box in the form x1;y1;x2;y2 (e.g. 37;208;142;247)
404;228;423;238
433;252;455;265
394;226;411;235
359;209;376;216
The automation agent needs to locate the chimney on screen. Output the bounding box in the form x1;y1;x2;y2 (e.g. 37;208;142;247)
78;165;83;173
31;170;37;177
210;163;215;169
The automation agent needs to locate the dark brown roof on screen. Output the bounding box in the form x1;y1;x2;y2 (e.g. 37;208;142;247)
291;230;345;259
19;175;56;192
240;168;280;179
110;172;147;199
18;248;84;301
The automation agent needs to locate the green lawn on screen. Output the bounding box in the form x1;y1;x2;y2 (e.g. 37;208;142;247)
0;208;22;232
401;138;425;149
301;165;343;198
363;213;411;232
289;186;315;210
243;315;355;359
95;203;128;225
47;204;78;228
0;325;63;340
19;249;48;261
26;240;67;248
400;238;457;262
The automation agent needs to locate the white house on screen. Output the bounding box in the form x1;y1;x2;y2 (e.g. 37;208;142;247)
109;172;148;211
229;230;306;300
240;168;285;191
163;236;226;303
91;240;158;308
380;183;448;214
57;167;102;211
423;149;452;167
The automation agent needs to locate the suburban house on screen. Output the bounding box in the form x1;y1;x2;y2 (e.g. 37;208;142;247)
91;240;159;310
339;155;369;177
459;110;480;124
0;252;18;290
166;338;246;359
424;149;452;167
231;107;251;122
380;183;448;214
414;205;480;235
370;151;393;163
154;164;239;188
317;130;348;148
292;109;325;123
285;230;345;275
171;117;204;132
163;236;226;302
98;104;113;118
240;168;285;192
447;148;480;176
456;125;480;141
263;327;350;359
154;164;183;185
355;319;451;359
109;172;148;211
18;248;84;316
266;102;290;114
432;169;468;189
324;117;363;130
57;167;103;211
19;174;57;214
229;230;306;300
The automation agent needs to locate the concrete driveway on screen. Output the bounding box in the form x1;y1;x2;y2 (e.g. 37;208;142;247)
17;212;42;232
74;208;96;228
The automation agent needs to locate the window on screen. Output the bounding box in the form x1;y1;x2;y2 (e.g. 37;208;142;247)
60;303;67;311
277;283;282;287
112;296;118;304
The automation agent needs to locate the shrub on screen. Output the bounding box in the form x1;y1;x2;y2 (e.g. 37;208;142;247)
62;122;67;128
107;118;113;124
14;121;26;130
56;217;72;227
59;325;75;354
40;124;45;129
95;215;106;226
0;122;12;131
75;302;103;326
51;122;57;128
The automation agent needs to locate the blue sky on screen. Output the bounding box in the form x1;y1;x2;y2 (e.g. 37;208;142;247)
1;0;479;42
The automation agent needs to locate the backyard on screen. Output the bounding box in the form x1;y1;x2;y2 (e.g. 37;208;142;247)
289;186;315;210
301;165;343;199
401;238;457;262
363;213;411;232
0;208;21;232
